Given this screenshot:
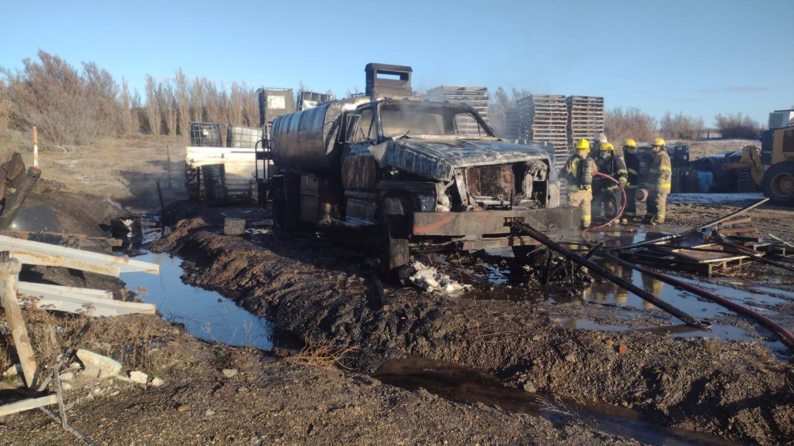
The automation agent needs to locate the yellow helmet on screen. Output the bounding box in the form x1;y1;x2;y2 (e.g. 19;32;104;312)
624;138;637;148
601;142;615;151
652;137;666;147
575;138;590;151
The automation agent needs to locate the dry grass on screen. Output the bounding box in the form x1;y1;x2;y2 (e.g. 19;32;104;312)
283;339;357;370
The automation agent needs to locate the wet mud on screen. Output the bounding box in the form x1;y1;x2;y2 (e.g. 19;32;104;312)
151;202;794;445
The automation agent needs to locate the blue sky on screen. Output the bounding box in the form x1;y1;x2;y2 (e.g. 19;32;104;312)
1;0;792;126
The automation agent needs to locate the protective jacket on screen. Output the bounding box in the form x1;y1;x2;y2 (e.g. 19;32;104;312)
563;154;597;192
624;150;640;187
647;150;672;193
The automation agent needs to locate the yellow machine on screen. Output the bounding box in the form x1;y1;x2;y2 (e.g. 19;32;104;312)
761;126;794;206
721;126;794;206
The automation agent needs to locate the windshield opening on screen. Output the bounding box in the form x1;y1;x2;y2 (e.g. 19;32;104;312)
379;103;490;138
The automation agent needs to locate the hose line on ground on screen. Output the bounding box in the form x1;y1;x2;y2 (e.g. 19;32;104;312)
585;172;627;232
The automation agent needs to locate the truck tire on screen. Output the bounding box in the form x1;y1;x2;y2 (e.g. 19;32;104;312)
762;161;794;207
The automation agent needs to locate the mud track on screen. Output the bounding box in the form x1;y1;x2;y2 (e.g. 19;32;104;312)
153;209;794;444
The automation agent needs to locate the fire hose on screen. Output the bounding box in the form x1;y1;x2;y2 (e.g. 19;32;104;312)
586;172;627;232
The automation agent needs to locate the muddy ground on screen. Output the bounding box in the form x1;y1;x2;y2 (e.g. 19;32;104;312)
0;188;635;445
148;198;794;445
1;133;793;445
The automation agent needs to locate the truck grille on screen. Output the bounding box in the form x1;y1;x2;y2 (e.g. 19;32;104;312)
465;165;514;201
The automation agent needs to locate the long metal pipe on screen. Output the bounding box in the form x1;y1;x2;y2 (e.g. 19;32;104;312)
510;221;710;329
600;251;794;351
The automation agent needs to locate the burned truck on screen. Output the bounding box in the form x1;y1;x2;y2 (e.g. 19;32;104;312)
268;64;578;273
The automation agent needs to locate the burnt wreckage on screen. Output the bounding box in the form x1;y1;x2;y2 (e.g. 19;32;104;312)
267;63;579;272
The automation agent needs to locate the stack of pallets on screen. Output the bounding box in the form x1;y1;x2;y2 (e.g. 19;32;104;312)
566;96;604;150
512;95;569;169
425;86;490;135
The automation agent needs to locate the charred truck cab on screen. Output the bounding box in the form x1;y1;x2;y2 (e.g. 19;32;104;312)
268;63;578;273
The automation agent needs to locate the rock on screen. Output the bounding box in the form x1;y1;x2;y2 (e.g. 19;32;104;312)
205;409;216;417
176;404;190;413
77;349;122;379
522;382;537;393
620;400;629;407
151;377;165;387
3;364;21;377
58;372;74;382
129;370;149;385
222;368;238;378
69;362;81;370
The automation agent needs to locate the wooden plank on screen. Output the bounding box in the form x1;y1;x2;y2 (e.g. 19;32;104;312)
0;259;37;388
0;395;58;417
16;281;156;317
17;289;156;317
18;282;112;300
5;251;120;277
0;235;158;275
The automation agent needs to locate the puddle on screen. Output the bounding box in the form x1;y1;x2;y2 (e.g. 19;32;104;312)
122;252;275;350
375;357;736;446
480;229;793;353
563;265;791;353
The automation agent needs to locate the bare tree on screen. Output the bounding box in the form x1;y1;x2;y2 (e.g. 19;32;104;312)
715;113;763;139
659;112;704;140
1;50;130;145
604;107;657;143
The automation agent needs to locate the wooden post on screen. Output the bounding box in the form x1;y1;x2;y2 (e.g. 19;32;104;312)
0;253;37;388
32;126;39;169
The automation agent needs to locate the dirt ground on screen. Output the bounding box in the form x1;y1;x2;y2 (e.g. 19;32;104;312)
1;133;793;445
146;203;794;445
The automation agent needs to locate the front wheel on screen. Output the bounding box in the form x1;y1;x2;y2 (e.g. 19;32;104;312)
762;161;794;207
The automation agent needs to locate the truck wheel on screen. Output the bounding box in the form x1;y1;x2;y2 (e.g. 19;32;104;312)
762;161;794;207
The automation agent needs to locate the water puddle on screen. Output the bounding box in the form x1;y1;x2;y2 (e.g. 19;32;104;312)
375;357;736;446
122;252;275;350
557;265;790;353
480;229;793;353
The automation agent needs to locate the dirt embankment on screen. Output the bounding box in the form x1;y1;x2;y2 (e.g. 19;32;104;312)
151;208;794;445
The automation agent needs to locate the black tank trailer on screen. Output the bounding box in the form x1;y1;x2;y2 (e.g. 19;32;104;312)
267;63;579;274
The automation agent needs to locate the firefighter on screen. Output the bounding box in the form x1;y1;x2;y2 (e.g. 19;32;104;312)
622;138;642;222
562;138;598;229
644;137;672;224
592;142;627;223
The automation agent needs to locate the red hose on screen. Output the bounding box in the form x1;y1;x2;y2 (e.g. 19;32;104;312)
586;172;628;232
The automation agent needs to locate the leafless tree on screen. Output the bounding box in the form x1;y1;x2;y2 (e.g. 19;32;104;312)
715;113;763;139
604;107;657;143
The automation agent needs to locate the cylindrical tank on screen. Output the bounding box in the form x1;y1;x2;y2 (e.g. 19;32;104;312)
271;97;370;174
